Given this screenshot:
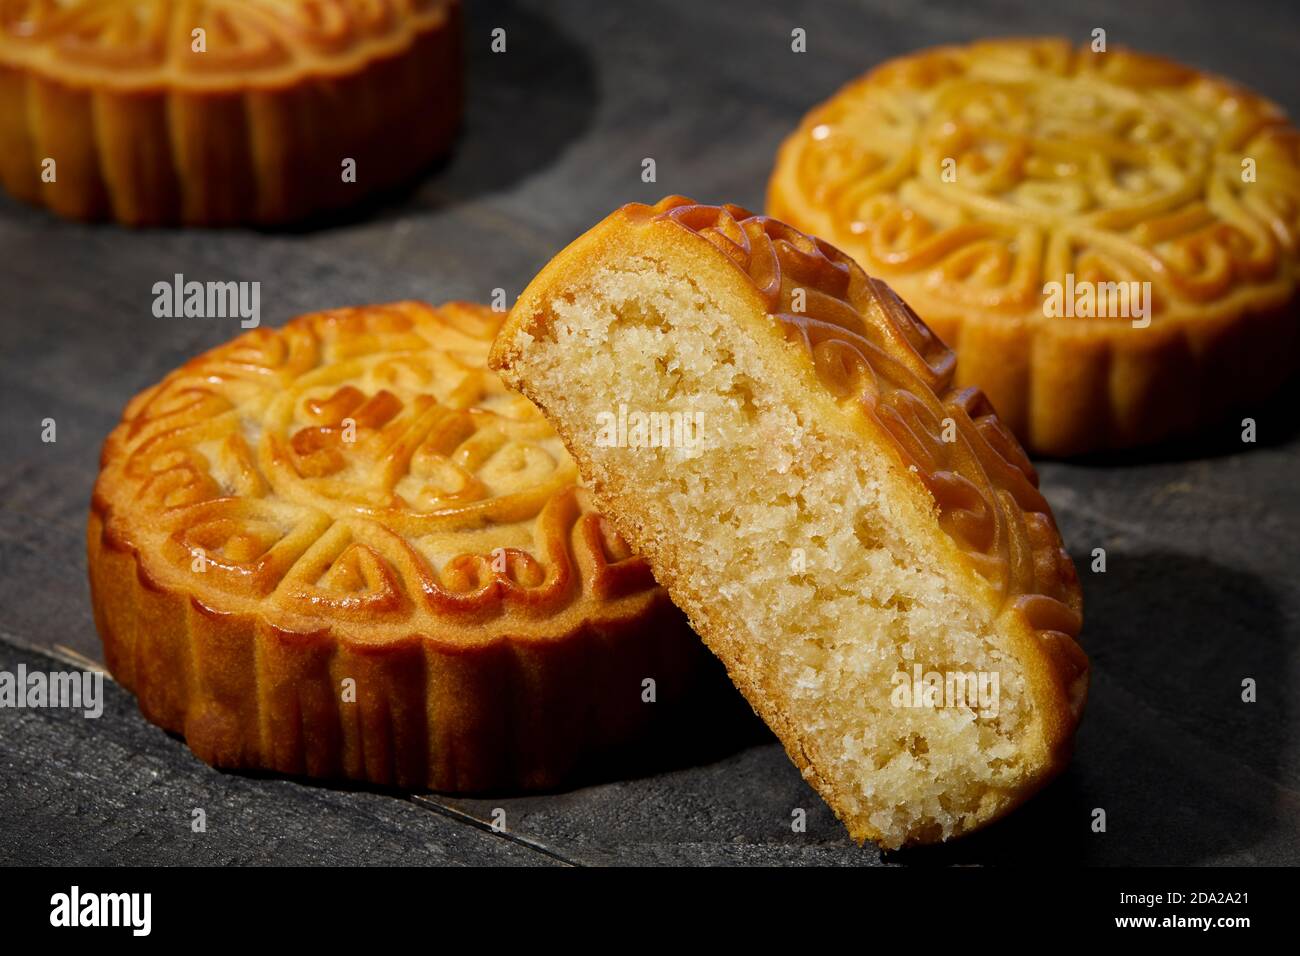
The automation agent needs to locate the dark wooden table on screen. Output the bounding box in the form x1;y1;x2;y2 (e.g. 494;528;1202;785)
2;0;1298;866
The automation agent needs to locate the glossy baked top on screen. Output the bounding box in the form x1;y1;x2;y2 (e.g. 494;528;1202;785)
770;37;1300;326
92;301;658;644
0;0;456;90
634;197;1083;659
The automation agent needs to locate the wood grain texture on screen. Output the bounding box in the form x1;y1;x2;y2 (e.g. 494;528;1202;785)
1;0;1298;866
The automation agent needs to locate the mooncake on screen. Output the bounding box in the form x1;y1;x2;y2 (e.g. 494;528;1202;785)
89;300;702;791
769;38;1300;455
0;0;462;225
491;197;1087;846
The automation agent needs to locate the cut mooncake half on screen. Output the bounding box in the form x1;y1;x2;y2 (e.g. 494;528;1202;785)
490;197;1088;847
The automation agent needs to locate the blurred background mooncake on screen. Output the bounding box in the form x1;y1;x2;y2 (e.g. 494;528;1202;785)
769;38;1300;456
0;0;463;226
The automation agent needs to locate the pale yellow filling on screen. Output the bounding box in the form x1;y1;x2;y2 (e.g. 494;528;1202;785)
511;258;1036;846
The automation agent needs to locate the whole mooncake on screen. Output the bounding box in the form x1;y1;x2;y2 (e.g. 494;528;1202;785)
769;38;1300;455
491;197;1087;847
0;0;462;225
88;300;703;791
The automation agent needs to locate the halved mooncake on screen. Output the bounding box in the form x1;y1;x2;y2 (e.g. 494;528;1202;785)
89;300;703;791
769;38;1300;455
490;197;1088;846
0;0;462;225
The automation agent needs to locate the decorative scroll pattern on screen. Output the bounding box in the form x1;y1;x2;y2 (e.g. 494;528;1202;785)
770;38;1300;325
0;0;452;81
94;301;656;637
643;197;1083;655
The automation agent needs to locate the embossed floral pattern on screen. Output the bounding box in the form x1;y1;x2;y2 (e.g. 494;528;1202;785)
94;301;657;639
771;38;1300;326
0;0;449;79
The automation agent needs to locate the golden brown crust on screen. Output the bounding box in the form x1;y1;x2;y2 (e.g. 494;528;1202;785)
0;0;461;224
768;37;1300;455
491;197;1088;843
89;300;702;791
